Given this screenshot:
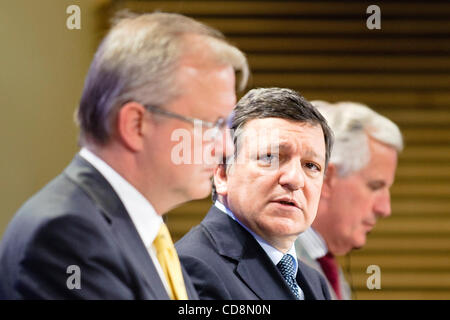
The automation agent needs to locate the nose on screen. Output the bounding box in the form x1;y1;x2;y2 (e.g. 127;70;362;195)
279;160;305;191
374;189;392;218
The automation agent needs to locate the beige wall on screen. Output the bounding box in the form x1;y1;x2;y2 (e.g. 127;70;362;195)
0;0;108;234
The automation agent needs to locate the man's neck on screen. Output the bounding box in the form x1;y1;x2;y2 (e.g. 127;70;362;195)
84;144;173;215
216;198;297;254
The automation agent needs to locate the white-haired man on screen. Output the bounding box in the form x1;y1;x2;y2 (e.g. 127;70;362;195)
295;101;403;300
0;12;248;299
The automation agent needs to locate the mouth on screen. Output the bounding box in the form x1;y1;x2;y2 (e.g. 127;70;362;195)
362;221;376;232
271;197;301;210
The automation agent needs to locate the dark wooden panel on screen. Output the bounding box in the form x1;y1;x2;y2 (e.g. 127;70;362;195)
121;1;450;17
392;199;450;216
248;54;450;72
251;73;450;90
344;254;450;271
231;37;450;54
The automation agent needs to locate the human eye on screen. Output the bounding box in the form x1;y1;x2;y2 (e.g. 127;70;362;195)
304;162;322;173
257;153;279;165
367;180;386;191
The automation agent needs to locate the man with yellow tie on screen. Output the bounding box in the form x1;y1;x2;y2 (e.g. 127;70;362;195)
0;11;248;299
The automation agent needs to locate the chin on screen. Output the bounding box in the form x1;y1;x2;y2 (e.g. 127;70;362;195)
352;239;367;251
266;221;304;238
188;184;212;201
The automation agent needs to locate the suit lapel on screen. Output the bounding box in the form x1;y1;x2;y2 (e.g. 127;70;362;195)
202;206;295;300
296;266;318;300
236;239;295;300
108;209;170;299
64;155;170;299
182;266;199;300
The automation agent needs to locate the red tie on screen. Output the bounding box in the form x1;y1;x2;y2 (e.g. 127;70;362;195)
317;252;342;300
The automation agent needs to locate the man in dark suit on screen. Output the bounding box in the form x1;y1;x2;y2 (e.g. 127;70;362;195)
176;88;334;300
0;11;248;299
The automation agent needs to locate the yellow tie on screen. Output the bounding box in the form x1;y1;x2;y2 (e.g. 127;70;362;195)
153;223;189;300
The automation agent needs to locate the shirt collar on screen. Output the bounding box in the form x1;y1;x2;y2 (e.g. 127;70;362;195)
296;226;328;260
214;200;298;273
79;148;162;248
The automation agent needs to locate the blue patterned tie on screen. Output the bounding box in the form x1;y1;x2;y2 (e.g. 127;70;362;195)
277;254;301;300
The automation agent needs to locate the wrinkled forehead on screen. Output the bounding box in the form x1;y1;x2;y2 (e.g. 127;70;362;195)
236;118;326;158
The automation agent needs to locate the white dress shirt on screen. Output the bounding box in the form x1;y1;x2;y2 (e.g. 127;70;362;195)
296;226;328;260
79;148;170;295
215;200;305;299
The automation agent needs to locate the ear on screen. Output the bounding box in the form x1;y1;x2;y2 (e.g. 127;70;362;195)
213;164;229;196
322;163;337;199
116;102;150;152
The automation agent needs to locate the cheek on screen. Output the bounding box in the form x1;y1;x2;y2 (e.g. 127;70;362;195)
228;169;279;220
227;171;253;207
343;197;374;238
232;164;276;191
305;180;324;215
347;189;373;218
329;188;361;230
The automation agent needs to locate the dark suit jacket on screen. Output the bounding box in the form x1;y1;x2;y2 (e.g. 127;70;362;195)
176;206;331;300
0;155;198;300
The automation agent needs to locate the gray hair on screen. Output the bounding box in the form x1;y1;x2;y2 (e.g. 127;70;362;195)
76;11;249;145
311;100;403;177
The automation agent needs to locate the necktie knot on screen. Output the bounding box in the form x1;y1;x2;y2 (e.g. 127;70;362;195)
154;223;172;249
277;254;296;278
277;254;301;300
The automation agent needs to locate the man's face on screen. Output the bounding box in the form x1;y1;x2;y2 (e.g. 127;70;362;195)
317;137;398;255
222;118;326;251
147;63;236;207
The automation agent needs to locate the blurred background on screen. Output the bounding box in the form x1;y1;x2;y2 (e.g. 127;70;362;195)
1;0;449;299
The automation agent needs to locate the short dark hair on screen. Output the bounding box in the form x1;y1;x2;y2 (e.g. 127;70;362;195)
212;87;334;202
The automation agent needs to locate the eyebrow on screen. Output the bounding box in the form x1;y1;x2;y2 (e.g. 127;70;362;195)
264;142;325;162
302;149;325;163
